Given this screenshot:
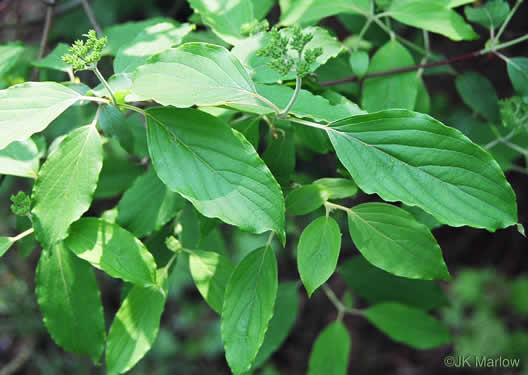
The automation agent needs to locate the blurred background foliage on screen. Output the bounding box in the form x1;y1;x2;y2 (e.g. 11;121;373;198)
1;0;528;374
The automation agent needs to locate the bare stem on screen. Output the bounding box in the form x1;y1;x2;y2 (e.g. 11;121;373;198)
92;66;116;104
279;75;302;117
320;51;478;86
321;22;528;87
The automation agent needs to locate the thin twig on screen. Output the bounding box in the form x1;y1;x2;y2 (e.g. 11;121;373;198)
484;33;528;53
320;51;479;86
31;0;55;81
0;339;34;375
495;0;524;42
484;130;516;149
79;0;102;34
509;165;528;176
322;284;363;318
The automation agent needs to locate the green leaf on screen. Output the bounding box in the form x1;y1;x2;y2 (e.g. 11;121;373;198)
0;139;39;179
339;256;448;310
402;204;442;230
64;218;158;286
0;42;25;78
146;107;286;243
232;117;260;149
262;127;295;185
181;29;231;47
362;40;419;112
387;0;478;41
232;27;344;83
315;54;361;96
312;178;358;200
132;43;273;111
32;43;72;73
253;0;275;19
447;0;475;7
346;203;449;280
0;82;81;149
506;57;528;97
455;72;500;122
131;42;363;121
364;302;451;349
188;0;256;44
189;249;235;313
0;237;14;257
221;246;278;374
98;105;135;154
127;113;149;158
414;78;431;113
298;216;342;296
94;140;144;199
36;243;105;362
349;50;369;78
285;184;328;215
103;18;176;56
254;282;300;367
464;0;510;29
117;168;185;238
32;125;103;248
114;21;194;73
43;97;95;141
279;0;369;26
511;277;528;317
326;109;517;231
106;270;168;375
307;321;351;375
296;124;333;154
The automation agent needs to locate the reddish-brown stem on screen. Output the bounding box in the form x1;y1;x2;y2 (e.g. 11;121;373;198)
319;51;480;86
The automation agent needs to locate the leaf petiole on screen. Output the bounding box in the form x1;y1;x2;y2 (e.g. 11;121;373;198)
9;227;35;243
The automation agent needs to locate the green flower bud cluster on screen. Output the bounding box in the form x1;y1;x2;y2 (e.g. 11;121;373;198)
62;30;107;71
297;46;323;77
257;25;323;78
290;26;313;52
10;191;31;216
500;96;528;132
241;19;270;37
